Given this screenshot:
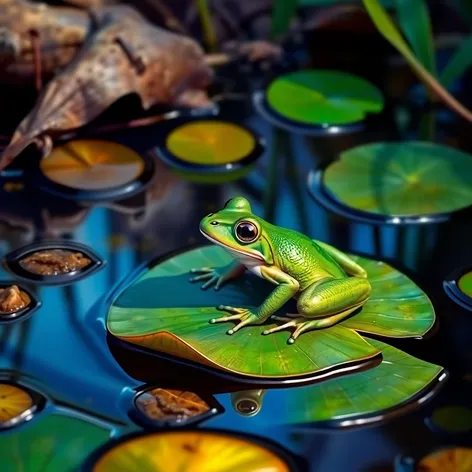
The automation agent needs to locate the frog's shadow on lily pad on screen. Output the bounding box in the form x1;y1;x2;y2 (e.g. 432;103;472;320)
114;272;298;317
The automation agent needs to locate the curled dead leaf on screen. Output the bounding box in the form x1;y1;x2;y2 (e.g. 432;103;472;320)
0;4;213;170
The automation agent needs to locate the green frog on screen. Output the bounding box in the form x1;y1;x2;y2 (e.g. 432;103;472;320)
190;197;371;344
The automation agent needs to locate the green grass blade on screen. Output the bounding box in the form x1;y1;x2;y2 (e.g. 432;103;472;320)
271;0;299;39
363;0;417;61
363;0;472;122
440;35;472;87
195;0;217;51
395;0;436;75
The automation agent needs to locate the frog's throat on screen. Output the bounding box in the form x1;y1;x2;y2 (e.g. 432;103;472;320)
200;229;266;263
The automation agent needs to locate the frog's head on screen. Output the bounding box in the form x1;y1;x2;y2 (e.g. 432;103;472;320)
199;197;273;265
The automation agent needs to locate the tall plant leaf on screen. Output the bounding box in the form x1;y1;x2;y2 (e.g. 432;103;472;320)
395;0;436;75
271;0;299;39
195;0;217;51
440;35;472;87
363;0;472;122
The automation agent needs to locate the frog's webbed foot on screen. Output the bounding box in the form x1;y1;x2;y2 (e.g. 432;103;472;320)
189;267;222;290
263;316;308;344
210;305;263;335
264;307;361;344
190;262;245;291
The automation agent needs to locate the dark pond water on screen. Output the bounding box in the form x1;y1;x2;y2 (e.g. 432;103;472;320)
0;40;472;472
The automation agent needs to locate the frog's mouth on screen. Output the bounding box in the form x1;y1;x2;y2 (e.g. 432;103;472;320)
200;229;265;263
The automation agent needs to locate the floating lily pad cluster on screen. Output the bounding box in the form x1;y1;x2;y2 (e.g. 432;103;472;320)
107;245;445;422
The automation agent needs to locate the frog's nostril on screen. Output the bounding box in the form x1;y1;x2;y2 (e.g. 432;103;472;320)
207;213;214;217
210;221;219;226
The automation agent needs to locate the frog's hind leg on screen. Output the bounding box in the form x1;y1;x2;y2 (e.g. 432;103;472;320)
263;277;371;344
263;304;362;344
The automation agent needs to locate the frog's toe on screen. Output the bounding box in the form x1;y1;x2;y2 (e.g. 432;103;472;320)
189;273;213;283
228;315;259;334
287;320;321;344
201;276;220;290
263;317;305;336
190;267;213;274
217;305;246;314
262;320;297;335
209;313;242;324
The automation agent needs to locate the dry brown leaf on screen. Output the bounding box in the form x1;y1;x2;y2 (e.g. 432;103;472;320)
0;4;213;170
0;0;90;80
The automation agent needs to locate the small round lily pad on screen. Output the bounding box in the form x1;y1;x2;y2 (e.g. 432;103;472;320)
0;383;33;427
156;120;265;183
265;70;384;126
458;272;472;298
0;381;45;430
443;267;472;311
107;245;435;382
38;140;155;202
416;447;472;471
0;414;111;471
87;431;296;472
320;141;472;220
427;405;472;434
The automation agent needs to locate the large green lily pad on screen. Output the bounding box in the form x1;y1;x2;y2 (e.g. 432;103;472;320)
285;338;445;425
266;70;384;126
107;245;435;380
0;414;111;472
323;141;472;217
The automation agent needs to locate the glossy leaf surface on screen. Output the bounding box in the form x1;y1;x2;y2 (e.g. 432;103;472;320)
266;70;384;126
418;447;472;472
323;141;472;216
92;431;292;472
0;414;111;472
286;338;444;424
395;0;436;75
363;0;472;122
0;384;32;423
108;245;434;379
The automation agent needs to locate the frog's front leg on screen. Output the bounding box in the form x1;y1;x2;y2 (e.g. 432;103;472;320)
190;260;246;290
210;266;299;335
263;276;371;344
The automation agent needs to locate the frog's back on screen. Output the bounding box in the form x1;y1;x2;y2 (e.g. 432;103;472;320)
263;222;346;288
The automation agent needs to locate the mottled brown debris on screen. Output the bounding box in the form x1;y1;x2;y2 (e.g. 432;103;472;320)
136;388;210;422
20;249;91;275
0;285;30;313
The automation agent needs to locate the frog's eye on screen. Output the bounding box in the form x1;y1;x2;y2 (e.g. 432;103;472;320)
235;221;258;243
